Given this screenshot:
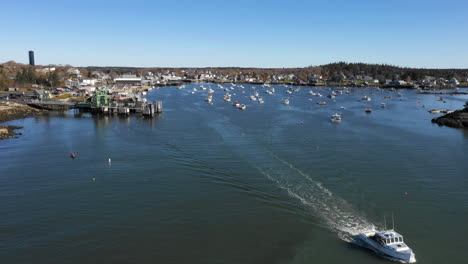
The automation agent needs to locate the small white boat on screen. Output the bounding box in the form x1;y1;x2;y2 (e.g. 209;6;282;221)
233;101;241;108
208;88;215;93
283;99;290;105
362;96;372;101
223;94;231;102
356;229;416;263
258;98;264;104
340;106;345;109
178;85;185;90
331;113;341;122
250;95;257;101
240;104;246;110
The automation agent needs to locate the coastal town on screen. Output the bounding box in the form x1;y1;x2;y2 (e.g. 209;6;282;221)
1;53;468;140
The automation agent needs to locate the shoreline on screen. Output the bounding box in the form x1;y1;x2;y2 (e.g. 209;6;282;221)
0;102;45;140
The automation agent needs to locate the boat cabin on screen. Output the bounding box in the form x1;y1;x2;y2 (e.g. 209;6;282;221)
375;231;404;245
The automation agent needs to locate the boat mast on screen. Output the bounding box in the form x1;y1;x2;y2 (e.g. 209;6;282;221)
391;213;395;230
384;215;387;230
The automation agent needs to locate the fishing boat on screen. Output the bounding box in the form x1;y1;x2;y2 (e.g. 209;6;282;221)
356;216;416;263
327;92;336;99
258;98;264;104
283;99;290;105
239;104;246;110
357;230;416;263
331;113;341;122
223;93;231;102
365;107;372;113
233;101;240;108
250;95;257;101
381;103;387;108
362;96;372;101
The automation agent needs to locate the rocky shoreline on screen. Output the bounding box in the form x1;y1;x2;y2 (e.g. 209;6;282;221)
0;102;45;140
432;108;468;129
0;125;23;140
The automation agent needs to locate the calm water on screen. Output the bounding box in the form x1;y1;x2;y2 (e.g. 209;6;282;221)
1;84;467;264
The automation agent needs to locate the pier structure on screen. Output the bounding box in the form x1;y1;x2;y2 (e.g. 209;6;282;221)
21;89;162;117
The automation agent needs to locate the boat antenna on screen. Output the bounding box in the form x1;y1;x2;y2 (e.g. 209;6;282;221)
384;215;387;230
392;213;395;230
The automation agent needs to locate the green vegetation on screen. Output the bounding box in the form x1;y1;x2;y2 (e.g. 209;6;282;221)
15;67;61;88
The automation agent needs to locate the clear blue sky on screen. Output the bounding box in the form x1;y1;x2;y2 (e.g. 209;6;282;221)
1;0;467;68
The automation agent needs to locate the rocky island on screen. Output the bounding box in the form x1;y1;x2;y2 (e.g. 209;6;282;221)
432;107;468;129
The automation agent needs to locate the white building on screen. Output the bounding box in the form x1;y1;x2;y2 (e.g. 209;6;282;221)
67;68;81;76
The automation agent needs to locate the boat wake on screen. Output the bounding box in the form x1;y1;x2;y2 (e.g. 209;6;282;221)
208;116;375;241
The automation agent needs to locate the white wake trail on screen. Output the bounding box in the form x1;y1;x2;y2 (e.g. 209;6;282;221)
208;116;375;240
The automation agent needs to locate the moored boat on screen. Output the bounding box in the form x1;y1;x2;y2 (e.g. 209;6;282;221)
331;113;342;122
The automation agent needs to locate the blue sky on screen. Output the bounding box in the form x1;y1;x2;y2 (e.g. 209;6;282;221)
1;0;467;68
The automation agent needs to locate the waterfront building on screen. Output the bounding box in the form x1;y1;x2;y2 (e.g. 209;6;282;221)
115;75;142;88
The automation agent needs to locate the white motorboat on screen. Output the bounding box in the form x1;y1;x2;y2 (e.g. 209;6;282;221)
258;98;264;104
362;95;372;101
283;99;290;105
356;230;416;263
223;93;231;102
331;113;341;122
240;104;246;110
250;95;257;101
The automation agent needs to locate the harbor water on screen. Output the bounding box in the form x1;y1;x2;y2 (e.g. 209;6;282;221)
1;84;467;264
